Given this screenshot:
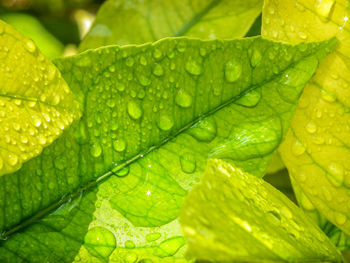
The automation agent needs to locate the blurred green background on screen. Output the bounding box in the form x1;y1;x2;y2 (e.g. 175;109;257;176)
0;0;104;58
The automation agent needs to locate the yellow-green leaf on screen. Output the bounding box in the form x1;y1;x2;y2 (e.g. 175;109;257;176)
180;159;343;262
0;20;81;176
262;0;350;235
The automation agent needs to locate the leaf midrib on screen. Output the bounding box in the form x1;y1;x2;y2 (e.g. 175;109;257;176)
0;45;315;241
173;0;222;37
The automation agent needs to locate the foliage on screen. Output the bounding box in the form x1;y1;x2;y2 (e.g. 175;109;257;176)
0;0;348;262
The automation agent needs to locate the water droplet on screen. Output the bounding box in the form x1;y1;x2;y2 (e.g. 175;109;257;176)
139;55;147;66
153;49;162;59
175;90;192;108
235;89;261;107
138;74;152;87
180;154;196;174
25;39;36;53
225;59;242;82
210;117;281;160
306;122;317;134
185;60;202;76
291;139;306;156
127;101;143;120
280;206;292;219
75;55;92;67
250;49;262;67
327;162;344;186
108;65;115;72
334;212;347;225
157;114;174;131
90;142;102;158
298;31;308;40
126;57;134;67
113;166;129;177
7;153;18;166
315;0;335;19
145;232;161;242
321;89;336;102
117;83;125;92
199;47;207;57
84;227;116;259
113;139;126;152
54;157;67;171
152;64;164;77
187;117;217;142
124;240;135;249
106;99;115;108
125;253;138;263
154;237;185;257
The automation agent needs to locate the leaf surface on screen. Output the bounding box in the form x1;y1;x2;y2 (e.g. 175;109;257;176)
0;37;336;261
79;0;263;51
179;159;343;263
0;20;80;176
262;0;350;235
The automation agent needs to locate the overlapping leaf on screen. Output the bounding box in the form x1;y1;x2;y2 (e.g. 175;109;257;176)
0;36;336;262
79;0;263;50
0;20;80;176
262;0;350;235
180;159;343;262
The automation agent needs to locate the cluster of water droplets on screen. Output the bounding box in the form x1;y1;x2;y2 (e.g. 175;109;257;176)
0;21;80;175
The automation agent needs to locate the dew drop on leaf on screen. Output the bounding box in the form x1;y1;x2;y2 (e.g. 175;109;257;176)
327;162;344;187
25;39;36;53
7;154;18;166
234;89;261;107
145;232;161;242
90;142;102;158
334;212;347;225
305;122;317;134
185;60;202;76
84;226;116;259
117;83;125;92
137;74;152;87
113;166;129;177
127;101;143;120
250;49;262;67
152;64;164;77
157;114;174;131
153;49;162;59
124;240;136;249
225;59;242;83
291;139;306;156
180;154;196;174
125;253;138;263
175;89;192;108
187;117;217;142
154;236;185;257
113;139;126;152
126;57;134;67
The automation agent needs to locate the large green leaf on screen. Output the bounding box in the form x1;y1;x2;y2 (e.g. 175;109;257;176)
179;159;343;262
0;20;80;176
79;0;263;51
0;37;336;262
